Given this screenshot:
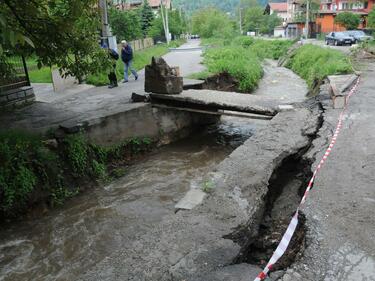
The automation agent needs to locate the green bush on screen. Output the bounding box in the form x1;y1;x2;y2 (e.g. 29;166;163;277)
64;133;88;176
0;130;155;217
285;44;353;89
232;36;255;48
334;12;361;30
0;131;57;212
204;46;263;92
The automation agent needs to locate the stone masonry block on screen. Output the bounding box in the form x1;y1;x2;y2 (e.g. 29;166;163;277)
145;57;183;94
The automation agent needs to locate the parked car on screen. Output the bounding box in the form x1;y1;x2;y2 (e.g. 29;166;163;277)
325;32;353;46
345;30;372;43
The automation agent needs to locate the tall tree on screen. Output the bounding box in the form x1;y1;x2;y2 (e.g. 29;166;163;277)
335;12;361;30
109;8;143;41
243;6;264;32
0;0;110;82
191;8;236;38
140;0;155;36
148;9;188;40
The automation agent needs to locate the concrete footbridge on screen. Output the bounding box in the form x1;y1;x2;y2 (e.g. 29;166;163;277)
150;89;287;120
148;58;308;121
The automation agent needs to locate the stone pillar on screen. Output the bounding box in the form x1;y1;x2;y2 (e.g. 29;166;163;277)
145;57;183;95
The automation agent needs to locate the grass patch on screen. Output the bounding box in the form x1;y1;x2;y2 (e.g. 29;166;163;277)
28;67;52;83
25;57;53;83
285;44;353;89
197;37;293;92
203;46;263;92
86;39;186;86
0;130;154;218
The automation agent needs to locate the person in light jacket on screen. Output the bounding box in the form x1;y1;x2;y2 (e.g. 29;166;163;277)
121;40;138;83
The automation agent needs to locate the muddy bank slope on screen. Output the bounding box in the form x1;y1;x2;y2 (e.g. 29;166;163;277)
79;105;321;281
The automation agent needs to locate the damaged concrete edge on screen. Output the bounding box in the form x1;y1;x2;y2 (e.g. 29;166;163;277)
179;103;325;279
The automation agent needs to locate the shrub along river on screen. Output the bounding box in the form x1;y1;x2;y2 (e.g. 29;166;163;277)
0;117;266;281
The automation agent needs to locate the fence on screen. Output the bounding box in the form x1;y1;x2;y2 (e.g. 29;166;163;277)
117;37;154;53
0;55;30;94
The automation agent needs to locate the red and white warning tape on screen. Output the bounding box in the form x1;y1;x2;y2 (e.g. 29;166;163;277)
254;77;361;281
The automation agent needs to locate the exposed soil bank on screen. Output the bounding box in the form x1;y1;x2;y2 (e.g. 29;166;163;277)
229;153;310;270
184;72;242;93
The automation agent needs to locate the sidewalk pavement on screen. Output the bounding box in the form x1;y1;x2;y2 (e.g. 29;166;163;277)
0;40;206;133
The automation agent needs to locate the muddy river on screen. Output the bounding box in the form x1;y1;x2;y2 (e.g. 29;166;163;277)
0;117;265;281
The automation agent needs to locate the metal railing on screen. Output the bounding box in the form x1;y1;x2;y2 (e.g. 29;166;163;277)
0;55;30;94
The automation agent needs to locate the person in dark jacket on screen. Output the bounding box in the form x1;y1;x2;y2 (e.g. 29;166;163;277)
121;40;138;83
108;48;119;88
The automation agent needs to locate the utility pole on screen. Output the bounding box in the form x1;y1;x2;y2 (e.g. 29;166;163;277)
165;2;170;43
239;7;243;35
99;0;111;38
99;0;118;51
160;0;170;44
305;0;310;39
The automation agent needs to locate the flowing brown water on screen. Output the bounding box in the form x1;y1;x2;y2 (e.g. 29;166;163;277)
0;117;264;281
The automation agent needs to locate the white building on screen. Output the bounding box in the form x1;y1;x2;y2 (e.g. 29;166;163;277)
265;2;289;23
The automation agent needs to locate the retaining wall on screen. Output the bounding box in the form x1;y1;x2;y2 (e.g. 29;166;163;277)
70;104;218;146
0;86;35;109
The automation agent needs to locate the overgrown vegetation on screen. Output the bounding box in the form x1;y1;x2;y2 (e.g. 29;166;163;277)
199;37;293;92
203;46;263;92
285;44;353;89
0;130;154;218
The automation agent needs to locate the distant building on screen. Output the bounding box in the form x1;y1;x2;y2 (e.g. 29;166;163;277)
112;0;171;11
316;0;375;33
287;0;305;22
265;2;289;22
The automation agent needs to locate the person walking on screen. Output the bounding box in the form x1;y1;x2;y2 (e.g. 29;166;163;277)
107;48;119;88
121;40;138;83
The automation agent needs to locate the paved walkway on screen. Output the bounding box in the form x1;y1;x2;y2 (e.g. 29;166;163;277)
0;40;206;132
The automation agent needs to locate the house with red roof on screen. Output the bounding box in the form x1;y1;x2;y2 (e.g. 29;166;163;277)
265;2;289;22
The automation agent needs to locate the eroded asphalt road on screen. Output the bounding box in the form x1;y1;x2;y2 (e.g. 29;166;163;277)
279;60;375;280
